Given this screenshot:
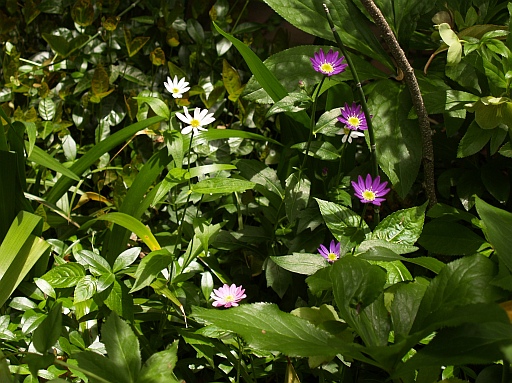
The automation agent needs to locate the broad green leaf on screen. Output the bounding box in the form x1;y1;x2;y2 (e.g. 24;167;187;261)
418;220;489;255
75;350;129;383
105;278;134;320
475;196;512;272
75;250;112;276
357;239;418;255
0;152;17;241
367;80;422;198
130;249;173;293
331;256;390;347
133;96;170;120
91;65;110;95
285;172;310;223
42;33;89;58
266;93;311;117
186;18;204;43
265;257;292;298
271;253;328;275
42;263;86;288
401;322;512;373
457;121;493;158
315;198;370;245
192;303;362;358
438;23;460;46
0;350;12;382
481;163;510;203
244;46;387;105
236;159;284;205
74;276;96;303
113;247;141;273
372;203;427;245
291;141;340;160
197;128;282;146
33;302;62;353
412;254;503;332
262;0;392;69
191;177;255;194
136;341;180;383
103;312;141;383
390;280;428;340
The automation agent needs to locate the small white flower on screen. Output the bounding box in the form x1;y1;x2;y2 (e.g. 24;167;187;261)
175;106;215;135
164;76;190;98
337;127;365;143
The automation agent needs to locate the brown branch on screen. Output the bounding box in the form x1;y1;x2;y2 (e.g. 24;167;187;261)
359;0;437;207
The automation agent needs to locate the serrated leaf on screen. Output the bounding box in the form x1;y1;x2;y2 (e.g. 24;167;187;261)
271;253;328;275
42;263;86;288
372;203;427;245
192;303;360;358
105;278;134;320
130;249;173;293
103;312;141;382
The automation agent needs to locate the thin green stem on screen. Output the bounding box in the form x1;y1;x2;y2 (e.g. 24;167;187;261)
300;76;326;171
323;3;380;223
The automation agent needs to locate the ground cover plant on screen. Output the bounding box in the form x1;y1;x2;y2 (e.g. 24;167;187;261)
1;0;512;382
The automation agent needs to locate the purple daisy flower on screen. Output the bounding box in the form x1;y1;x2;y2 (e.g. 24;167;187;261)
352;174;390;206
211;283;246;308
337;102;368;131
310;48;347;77
318;240;341;263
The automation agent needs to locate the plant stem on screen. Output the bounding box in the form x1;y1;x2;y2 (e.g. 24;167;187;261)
323;4;380;223
357;0;437;207
300;76;326;172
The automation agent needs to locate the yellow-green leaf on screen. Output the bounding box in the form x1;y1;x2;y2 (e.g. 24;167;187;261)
71;0;95;27
124;26;150;57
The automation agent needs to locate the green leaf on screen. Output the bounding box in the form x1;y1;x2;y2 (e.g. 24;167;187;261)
222;59;244;102
103;312;141;383
271;253;328;275
412;254;503;332
136;341;180;383
75;350;129;383
75;250;112;276
457;121;493;158
124;26;149;57
390;280;428;340
262;0;392;69
198;129;282;146
191;178;255;194
38;98;55;121
357;239;418;255
367;80;422;198
291;141;340;160
315;198;370;245
130;249;173;293
372;203;427;245
133;97;170;120
33;302;62;353
475;196;512;272
42;263;86;288
0;211;50;307
42;33;89;58
266;93;311;117
74;276;97;303
192;303;361;358
236;159;284;205
45;115;165;204
28;144;80;181
113;247;141;273
481;163;510;203
331;256;390;347
285;172;310;223
105;278;134;320
418;220;489;255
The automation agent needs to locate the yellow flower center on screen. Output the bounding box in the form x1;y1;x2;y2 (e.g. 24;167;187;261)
191;119;201;127
328;253;338;261
320;63;334;73
362;190;376;201
172;87;180;93
348;116;361;128
224;294;234;302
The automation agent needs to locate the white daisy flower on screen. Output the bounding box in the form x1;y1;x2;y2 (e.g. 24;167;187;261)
337;127;365;144
163;76;190;98
175;106;215;135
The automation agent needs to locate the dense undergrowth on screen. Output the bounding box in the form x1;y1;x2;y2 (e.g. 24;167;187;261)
1;0;512;382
